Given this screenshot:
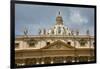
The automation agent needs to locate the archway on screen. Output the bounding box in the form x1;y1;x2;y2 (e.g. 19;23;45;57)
25;58;36;65
44;57;51;64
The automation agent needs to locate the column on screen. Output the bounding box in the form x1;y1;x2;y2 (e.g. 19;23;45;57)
50;58;54;64
76;56;79;62
88;57;90;62
41;58;44;64
36;58;39;65
63;57;66;63
72;57;75;62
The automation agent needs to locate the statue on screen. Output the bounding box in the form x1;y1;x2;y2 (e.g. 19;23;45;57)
38;29;41;35
76;30;79;35
86;29;89;35
71;30;74;35
43;28;46;35
23;26;28;36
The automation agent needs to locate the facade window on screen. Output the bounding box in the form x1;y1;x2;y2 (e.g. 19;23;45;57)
46;42;50;46
79;39;87;46
28;39;37;47
15;43;19;48
67;42;71;45
80;42;85;46
28;39;36;47
29;42;35;47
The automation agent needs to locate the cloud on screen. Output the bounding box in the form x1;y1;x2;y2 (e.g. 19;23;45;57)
69;9;88;24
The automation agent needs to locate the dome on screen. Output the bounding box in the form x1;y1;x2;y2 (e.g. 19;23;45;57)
56;11;63;25
46;11;72;36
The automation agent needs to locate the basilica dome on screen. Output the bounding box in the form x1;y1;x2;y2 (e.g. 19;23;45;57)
48;11;71;35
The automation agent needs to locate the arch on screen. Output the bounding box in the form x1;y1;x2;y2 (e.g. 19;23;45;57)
66;56;73;63
44;57;51;64
78;56;88;62
25;58;36;65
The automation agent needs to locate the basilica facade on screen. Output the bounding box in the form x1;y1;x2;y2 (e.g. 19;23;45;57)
15;11;95;66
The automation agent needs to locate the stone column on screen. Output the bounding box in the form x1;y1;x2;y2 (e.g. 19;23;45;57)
76;56;79;62
88;57;90;62
36;58;39;65
50;57;54;64
72;57;75;62
63;57;66;63
41;58;44;64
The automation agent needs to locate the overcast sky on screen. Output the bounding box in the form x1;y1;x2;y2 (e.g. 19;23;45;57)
15;4;95;36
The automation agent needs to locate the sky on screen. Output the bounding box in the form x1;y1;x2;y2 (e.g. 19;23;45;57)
15;4;95;36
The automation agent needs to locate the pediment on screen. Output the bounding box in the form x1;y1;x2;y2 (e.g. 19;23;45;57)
41;40;75;50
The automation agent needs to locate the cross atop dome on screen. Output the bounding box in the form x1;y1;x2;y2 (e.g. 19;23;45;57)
58;11;60;15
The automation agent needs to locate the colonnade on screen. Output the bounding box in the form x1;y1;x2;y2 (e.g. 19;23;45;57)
15;56;95;66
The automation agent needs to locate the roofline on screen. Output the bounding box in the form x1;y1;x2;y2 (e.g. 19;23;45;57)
15;35;94;40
